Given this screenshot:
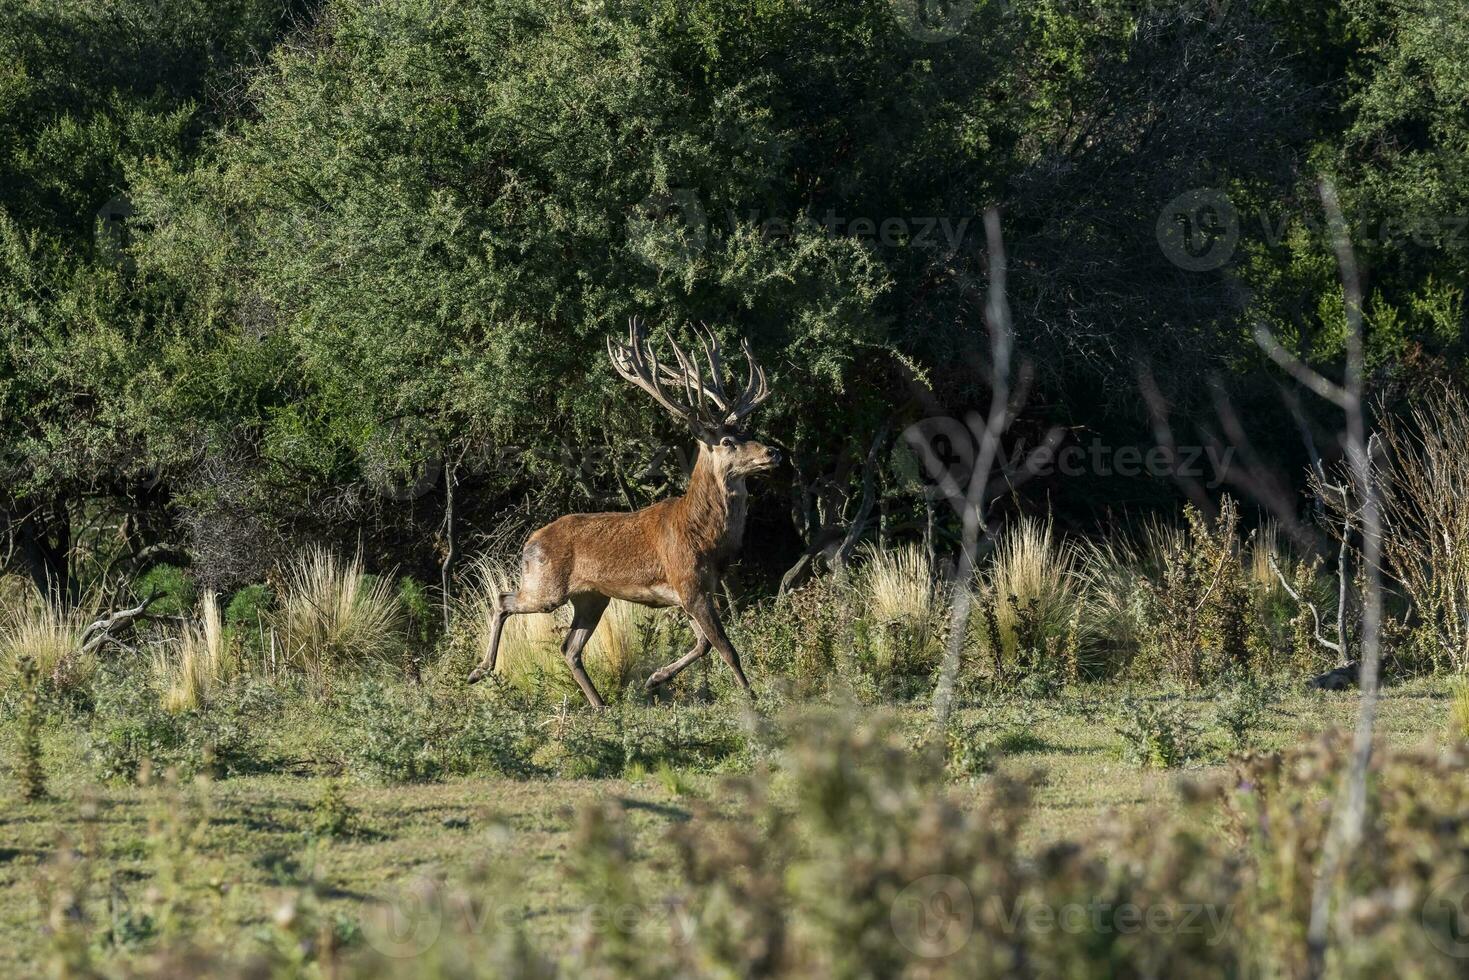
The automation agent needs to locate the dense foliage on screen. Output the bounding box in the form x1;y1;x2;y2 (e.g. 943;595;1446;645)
2;0;1466;598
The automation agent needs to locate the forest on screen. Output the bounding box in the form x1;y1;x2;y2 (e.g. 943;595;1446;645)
3;0;1469;976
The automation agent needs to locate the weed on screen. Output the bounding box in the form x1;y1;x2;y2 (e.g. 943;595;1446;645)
1449;678;1469;741
1215;679;1274;750
945;718;995;780
311;777;355;838
15;655;47;801
0;595;97;695
154;591;237;712
1115;697;1200;768
654;760;691;796
974;516;1084;681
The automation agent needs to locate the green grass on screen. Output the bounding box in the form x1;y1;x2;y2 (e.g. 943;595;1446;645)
1;677;1455;974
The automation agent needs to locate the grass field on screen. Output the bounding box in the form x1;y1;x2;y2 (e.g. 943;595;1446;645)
2;676;1458;975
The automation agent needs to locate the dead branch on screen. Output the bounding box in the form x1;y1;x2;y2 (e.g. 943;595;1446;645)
1267;553;1343;657
79;590;161;656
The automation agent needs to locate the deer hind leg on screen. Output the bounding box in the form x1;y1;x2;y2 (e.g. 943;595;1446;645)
645;620;709;691
684;594;755;699
562;594;610;708
468;587;569;685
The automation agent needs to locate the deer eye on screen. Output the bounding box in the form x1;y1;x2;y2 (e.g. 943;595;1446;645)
720;435;737;448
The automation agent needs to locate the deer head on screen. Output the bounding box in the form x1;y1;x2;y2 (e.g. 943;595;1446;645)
608;318;780;478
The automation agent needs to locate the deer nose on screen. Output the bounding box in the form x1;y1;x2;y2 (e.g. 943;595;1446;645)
768;449;782;465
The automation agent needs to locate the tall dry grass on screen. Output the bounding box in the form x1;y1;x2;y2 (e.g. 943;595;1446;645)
860;541;943;627
1074;536;1149;670
856;542;946;676
1248;519;1287;597
975;516;1083;672
275;548;404;685
154;593;236;712
0;594;97;693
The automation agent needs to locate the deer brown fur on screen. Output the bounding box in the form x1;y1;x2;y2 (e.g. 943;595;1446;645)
467;319;778;707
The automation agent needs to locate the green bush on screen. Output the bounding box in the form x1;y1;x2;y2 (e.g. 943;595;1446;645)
1114;696;1200;768
134;565;197;619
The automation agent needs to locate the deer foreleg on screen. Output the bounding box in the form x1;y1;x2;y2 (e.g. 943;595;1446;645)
685;595;755;699
646;621;710;690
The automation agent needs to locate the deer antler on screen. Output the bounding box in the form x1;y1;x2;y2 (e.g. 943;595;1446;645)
608;318;771;429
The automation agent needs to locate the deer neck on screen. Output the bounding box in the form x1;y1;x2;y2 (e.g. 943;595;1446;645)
676;447;748;559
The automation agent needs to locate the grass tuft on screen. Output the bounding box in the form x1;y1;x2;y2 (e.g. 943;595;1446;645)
275;548;404;685
154;593;236;713
0;595;97;694
977;516;1081;675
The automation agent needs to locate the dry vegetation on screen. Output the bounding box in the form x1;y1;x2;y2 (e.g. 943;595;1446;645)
3;393;1469;976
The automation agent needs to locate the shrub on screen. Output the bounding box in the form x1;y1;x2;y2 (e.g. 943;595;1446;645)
311;778;355;839
14;655;47;801
275;549;405;686
443;687;544;779
945;718;995;781
1115;696;1200;768
334;677;548;783
1372;385;1469;672
88;668;276;782
224;582;275;671
1214;678;1274;750
134;564;196;618
1136;498;1258;685
334;678;444;783
733;578;852;698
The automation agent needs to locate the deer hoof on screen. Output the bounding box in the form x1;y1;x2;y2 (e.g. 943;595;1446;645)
467;668;485;685
645;673;666;691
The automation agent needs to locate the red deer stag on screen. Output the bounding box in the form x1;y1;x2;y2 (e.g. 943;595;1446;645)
467;318;779;707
